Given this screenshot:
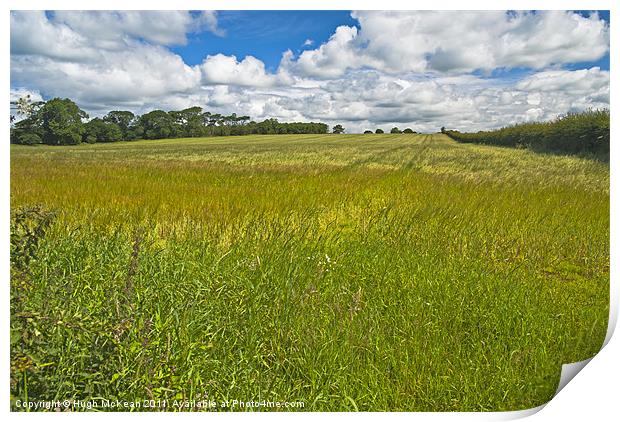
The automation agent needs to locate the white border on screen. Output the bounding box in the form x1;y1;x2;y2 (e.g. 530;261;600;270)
3;1;617;420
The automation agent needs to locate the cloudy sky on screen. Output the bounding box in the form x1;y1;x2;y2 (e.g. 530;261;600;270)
10;10;610;133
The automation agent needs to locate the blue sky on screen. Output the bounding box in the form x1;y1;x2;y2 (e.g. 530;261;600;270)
173;10;609;73
10;10;611;132
173;11;359;71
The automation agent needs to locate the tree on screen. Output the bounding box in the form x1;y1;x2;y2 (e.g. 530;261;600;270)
375;128;384;134
83;118;122;143
364;130;373;134
11;97;333;144
138;110;174;139
103;111;136;140
390;127;401;134
39;98;88;145
10;94;44;123
11;116;44;144
441;126;446;133
10;95;46;144
168;106;205;138
403;128;414;133
332;124;345;134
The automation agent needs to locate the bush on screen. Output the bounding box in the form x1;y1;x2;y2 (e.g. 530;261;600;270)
12;132;42;145
10;205;56;271
444;109;609;159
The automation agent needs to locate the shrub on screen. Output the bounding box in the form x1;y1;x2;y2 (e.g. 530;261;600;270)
444;109;609;159
10;205;56;271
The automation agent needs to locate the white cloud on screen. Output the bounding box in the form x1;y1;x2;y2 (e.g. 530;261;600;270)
516;67;610;95
196;11;225;37
250;67;609;132
201;54;283;87
11;11;98;62
292;26;379;79
15;10;223;52
11;45;202;108
10;11;225;71
287;11;609;78
10;88;43;103
9;11;610;133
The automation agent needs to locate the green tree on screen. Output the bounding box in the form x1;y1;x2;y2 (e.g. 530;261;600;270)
332;124;345;134
169;107;204;137
390;127;401;134
83;118;123;143
375;128;384;134
10;117;44;144
138;110;174;139
103;111;136;140
403;128;414;133
364;130;373;134
10;94;44;123
39;98;88;145
10;95;45;144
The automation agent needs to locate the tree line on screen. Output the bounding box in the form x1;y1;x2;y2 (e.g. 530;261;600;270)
10;97;331;145
442;109;610;159
364;127;418;134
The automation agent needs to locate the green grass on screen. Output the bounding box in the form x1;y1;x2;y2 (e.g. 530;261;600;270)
10;133;609;411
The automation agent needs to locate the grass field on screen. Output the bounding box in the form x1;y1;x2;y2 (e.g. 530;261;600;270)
10;133;609;411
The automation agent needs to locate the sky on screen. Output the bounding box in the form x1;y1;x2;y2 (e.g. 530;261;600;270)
10;10;610;133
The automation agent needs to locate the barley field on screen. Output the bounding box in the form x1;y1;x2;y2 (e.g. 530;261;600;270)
10;133;609;411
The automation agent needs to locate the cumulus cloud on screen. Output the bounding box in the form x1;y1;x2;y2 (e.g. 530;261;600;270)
286;11;609;78
10;88;43;103
11;11;98;62
9;10;610;133
11;45;202;109
201;54;285;87
249;67;609;133
516;67;610;95
11;11;223;61
10;11;251;110
290;26;378;78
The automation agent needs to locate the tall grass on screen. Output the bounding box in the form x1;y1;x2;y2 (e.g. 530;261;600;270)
444;109;609;159
10;134;609;411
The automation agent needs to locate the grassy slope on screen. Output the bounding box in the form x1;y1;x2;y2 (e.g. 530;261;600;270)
10;134;609;411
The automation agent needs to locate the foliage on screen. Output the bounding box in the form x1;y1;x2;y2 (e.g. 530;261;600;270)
83;118;123;143
39;98;89;145
403;128;414;133
390;127;401;134
10;94;44;123
444;109;610;159
169;107;205;138
375;128;384;134
10;205;56;271
10;96;329;145
332;124;345;134
364;130;373;134
11;116;44;145
136;110;174;140
103;111;137;140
